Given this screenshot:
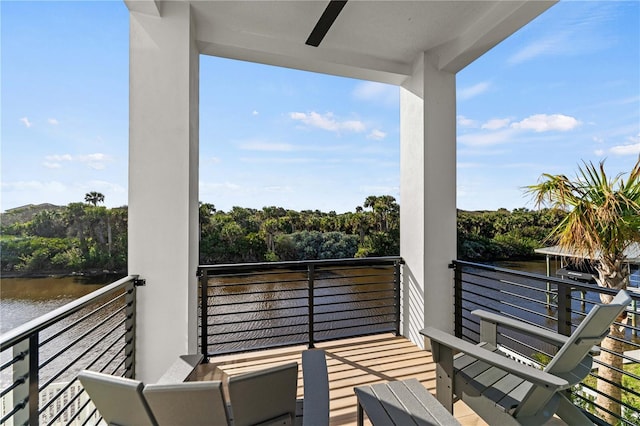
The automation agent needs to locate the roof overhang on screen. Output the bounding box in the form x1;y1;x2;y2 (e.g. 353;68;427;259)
125;0;557;85
535;243;640;265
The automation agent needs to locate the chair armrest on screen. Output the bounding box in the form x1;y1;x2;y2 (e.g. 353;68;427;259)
156;354;204;384
302;350;329;426
472;310;600;355
473;310;568;345
420;327;568;389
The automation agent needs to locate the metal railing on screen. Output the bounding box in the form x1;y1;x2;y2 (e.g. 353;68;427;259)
0;275;140;426
198;257;402;357
453;260;640;426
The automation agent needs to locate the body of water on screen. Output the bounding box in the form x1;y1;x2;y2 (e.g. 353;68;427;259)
0;276;115;334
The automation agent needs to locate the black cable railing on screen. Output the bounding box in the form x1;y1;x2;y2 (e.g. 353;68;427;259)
198;257;403;357
452;260;640;426
0;275;141;426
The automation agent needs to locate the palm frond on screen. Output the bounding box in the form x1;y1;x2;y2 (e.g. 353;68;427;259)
527;157;640;267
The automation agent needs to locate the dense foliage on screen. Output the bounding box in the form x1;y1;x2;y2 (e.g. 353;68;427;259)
1;203;128;275
457;208;566;260
1;196;566;275
198;194;400;264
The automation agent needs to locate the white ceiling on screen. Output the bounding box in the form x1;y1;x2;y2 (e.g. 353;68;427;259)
127;0;557;85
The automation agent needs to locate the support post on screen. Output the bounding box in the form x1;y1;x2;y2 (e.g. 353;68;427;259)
400;52;457;348
128;2;200;381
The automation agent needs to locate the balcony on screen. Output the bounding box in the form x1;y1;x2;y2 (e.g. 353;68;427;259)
1;258;638;425
194;334;480;426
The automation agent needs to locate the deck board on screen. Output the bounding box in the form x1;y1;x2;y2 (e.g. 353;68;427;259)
192;333;486;426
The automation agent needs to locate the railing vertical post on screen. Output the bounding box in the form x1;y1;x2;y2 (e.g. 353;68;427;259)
308;265;315;348
124;282;136;378
200;269;209;360
28;335;39;426
556;284;572;336
12;338;30;426
394;260;401;336
453;262;463;338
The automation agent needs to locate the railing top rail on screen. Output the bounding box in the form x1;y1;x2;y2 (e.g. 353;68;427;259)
198;256;403;274
0;274;139;350
452;259;638;300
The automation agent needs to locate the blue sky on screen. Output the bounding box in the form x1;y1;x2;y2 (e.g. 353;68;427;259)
2;1;639;214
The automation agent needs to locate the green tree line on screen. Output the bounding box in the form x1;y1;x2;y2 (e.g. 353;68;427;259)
1;196;566;275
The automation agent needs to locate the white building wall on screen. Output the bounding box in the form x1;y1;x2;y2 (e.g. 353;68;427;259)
400;53;457;347
128;2;199;382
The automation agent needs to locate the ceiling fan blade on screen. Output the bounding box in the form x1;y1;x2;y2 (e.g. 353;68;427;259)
305;0;348;47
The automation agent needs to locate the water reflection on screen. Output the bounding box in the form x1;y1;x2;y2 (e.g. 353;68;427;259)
1;276;112;334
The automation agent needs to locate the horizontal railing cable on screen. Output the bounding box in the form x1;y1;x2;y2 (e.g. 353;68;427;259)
0;275;138;426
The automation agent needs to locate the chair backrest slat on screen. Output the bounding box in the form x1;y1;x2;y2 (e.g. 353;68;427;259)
78;370;157;426
227;362;298;426
143;381;229;426
545;290;631;376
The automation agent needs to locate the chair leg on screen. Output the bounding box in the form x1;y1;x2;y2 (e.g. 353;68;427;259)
555;393;592;425
432;341;454;413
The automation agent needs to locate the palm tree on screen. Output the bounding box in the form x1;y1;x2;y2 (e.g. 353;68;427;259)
527;157;640;423
85;191;105;206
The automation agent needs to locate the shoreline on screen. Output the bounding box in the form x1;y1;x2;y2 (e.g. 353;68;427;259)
1;270;126;280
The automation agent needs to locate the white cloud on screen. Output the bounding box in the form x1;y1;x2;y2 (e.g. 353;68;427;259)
609;143;640;156
239;141;294;152
458;82;490;101
252;110;259;116
458;113;581;148
43;153;112;169
594;149;605;156
482;118;511;130
510;114;580;132
45;154;73;162
508;36;561;65
48;118;59;125
78;153;109;162
367;129;387;140
290;111;365;133
457;115;478;128
20;117;32;128
2;180;67;193
458;128;517;147
352;81;398;106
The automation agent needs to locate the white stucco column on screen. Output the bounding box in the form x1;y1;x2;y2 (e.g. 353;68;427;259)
400;53;457;348
128;2;199;382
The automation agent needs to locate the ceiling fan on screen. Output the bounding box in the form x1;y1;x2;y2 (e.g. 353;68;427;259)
305;0;348;47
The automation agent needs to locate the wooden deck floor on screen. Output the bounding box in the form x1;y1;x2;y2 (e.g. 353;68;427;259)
192;333;485;426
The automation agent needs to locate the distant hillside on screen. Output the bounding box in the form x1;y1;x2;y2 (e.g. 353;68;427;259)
1;203;65;226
